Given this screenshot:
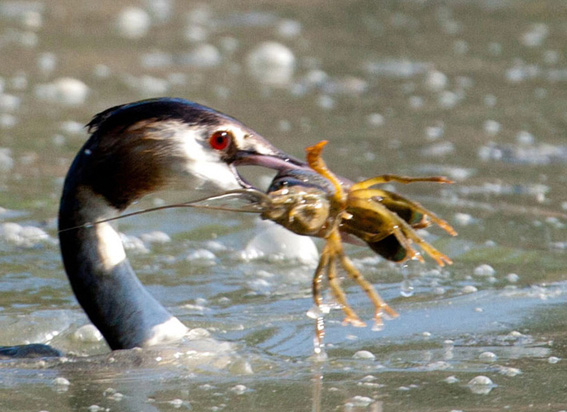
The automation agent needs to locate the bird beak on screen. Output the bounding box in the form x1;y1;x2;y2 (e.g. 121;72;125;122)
228;134;308;189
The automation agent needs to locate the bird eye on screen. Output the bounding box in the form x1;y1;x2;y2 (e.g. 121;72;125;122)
209;131;232;151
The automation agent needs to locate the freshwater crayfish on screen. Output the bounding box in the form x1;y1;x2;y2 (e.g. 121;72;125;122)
262;140;457;346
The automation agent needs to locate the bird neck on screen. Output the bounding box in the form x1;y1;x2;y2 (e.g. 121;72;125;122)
58;186;187;350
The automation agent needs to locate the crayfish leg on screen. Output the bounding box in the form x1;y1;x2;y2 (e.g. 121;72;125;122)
351;174;453;191
349;197;452;266
336;243;399;327
326;231;366;327
305;140;347;204
312;248;330;308
349;188;457;236
395;220;453;267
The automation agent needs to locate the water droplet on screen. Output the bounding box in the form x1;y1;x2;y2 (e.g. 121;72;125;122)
371;322;384;332
306;305;323;319
312;336;327;360
400;263;415;297
400;279;414;297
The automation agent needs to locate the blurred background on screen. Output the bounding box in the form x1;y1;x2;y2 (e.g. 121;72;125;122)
1;0;567;411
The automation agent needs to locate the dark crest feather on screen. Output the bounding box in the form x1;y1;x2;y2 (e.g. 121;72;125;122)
86;98;226;135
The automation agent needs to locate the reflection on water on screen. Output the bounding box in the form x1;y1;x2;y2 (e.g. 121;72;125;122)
1;0;567;410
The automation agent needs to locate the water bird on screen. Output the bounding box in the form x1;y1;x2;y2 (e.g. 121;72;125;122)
53;97;305;351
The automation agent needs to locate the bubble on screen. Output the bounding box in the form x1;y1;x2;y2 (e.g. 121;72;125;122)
498;366;521;377
483;120;500;136
230;384;248;395
454;212;475;226
366;113;384;127
317;95;335;110
346;396;373;407
37;52;57;75
488;42;502;56
277;19;301;38
425;70;448;91
543;50;559;65
21;10;42;30
145;0;174;23
120;233;149;254
521;23;548;48
168;398;184;408
140;51;172;69
438;90;459;108
421;141;455;157
353;350;376;360
443;340;454;350
453;40;468;54
59;120;84;136
484;94;497;107
425;124;444;140
219;36;239;54
34;78;89;106
0;147;14;172
140;231;171;245
73;324;103;343
444;376;459;384
473;264;495;277
53;377;70;386
461;285;478;294
479;351;497;362
116;7;151;39
506;273;519;283
185;249;216;262
516;130;535;145
0;222;50;247
247;42;296;86
93;64;111;78
180;44;221;68
242;221;318;265
409;95;424;109
467;376;494;395
123;75;169;95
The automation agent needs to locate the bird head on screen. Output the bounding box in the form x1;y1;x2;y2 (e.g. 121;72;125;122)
69;98;307;211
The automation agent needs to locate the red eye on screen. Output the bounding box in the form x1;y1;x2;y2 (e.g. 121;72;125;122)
209;131;231;151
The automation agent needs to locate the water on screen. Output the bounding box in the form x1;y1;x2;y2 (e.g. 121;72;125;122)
2;0;567;410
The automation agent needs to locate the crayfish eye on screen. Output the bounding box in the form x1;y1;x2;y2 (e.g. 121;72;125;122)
209;131;232;151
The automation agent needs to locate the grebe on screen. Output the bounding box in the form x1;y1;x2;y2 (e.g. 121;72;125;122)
57;98;306;351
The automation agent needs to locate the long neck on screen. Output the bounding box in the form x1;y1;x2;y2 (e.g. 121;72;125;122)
58;185;187;350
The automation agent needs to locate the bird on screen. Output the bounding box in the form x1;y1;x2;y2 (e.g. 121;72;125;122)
56;97;307;351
